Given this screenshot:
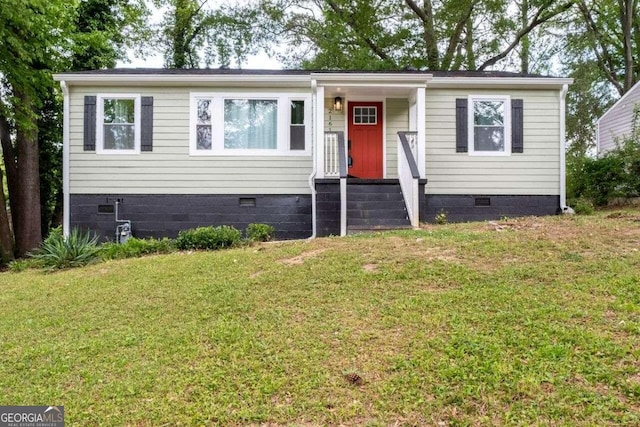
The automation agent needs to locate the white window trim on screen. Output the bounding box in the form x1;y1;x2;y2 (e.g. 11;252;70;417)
189;92;312;156
96;94;141;155
468;94;511;157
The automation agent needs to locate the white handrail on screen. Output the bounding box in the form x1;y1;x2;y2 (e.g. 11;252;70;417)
397;132;420;228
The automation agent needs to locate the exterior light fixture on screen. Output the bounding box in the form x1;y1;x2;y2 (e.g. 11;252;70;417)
334;96;343;112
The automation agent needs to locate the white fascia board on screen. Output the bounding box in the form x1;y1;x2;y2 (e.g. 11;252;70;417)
597;79;640;124
429;77;574;89
52;73;312;88
311;73;432;87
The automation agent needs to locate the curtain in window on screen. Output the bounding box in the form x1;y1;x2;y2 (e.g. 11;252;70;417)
103;98;135;150
224;99;277;149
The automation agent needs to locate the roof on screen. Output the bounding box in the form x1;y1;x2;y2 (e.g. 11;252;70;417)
57;67;561;79
53;68;573;89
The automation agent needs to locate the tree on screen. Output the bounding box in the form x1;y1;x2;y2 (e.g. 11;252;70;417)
155;0;260;68
0;0;150;259
574;0;639;96
255;0;574;72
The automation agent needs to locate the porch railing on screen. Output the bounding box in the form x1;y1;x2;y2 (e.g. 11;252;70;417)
324;131;348;235
324;131;347;178
397;131;420;228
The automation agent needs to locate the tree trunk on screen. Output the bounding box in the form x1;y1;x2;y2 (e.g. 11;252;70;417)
14;94;42;256
621;0;634;92
0;167;14;262
0;108;20;237
521;0;530;74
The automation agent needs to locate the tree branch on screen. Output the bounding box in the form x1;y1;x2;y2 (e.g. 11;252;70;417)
404;0;439;69
441;2;476;70
576;0;624;95
478;0;574;71
325;0;395;65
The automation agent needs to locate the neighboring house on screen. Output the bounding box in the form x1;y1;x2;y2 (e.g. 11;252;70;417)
597;80;640;154
53;69;572;241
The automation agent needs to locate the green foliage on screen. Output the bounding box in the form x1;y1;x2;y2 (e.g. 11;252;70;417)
30;227;100;270
434;209;448;225
100;237;176;260
245;223;275;242
571;197;595;215
570;109;640;207
176;225;242;250
7;258;44;273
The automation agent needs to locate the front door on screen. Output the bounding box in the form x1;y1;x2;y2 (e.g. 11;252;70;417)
348;101;383;178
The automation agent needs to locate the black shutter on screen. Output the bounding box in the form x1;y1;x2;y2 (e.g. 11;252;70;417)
456;98;468;153
512;99;523;153
83;96;96;151
141;96;154;152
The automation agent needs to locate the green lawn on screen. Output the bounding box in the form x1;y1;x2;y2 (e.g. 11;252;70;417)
1;211;640;426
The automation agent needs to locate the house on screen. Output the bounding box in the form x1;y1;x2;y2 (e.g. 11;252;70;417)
52;69;572;240
597;80;640;154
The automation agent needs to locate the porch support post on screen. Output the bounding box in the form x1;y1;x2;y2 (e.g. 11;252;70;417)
415;87;426;177
316;86;325;178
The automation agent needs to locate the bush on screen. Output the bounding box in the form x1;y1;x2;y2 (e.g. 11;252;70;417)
8;258;44;273
246;223;275;242
571;197;595;215
101;237;176;260
176;225;242;250
434;209;448;225
30;227;100;270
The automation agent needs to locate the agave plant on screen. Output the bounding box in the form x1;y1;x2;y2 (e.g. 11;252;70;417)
31;227;101;270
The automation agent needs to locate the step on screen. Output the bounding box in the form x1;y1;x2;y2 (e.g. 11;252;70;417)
348;208;408;219
347;192;405;202
347;185;404;194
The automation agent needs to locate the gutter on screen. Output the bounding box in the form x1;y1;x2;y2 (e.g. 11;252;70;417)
308;79;318;238
560;84;568;210
60;81;70;237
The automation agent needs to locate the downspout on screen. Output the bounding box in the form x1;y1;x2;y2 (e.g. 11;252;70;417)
308;79;318;238
559;84;568;210
61;81;70;237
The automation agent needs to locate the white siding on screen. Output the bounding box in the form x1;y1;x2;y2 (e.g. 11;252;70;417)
69;86;313;194
386;99;409;179
598;82;640;154
425;89;560;195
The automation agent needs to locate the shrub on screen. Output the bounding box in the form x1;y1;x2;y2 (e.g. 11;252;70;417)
571;197;595;215
176;225;242;250
101;237;176;260
8;258;44;273
30;227;100;270
434;209;448;225
246;223;275;242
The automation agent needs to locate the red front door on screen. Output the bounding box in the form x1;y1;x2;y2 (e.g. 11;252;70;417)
348;101;383;178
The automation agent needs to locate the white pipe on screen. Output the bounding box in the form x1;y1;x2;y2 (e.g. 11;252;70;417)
559;84;568;209
308;79;318;238
60;81;70;237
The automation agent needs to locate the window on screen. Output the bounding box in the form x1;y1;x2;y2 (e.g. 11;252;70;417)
468;95;511;156
224;99;277;149
97;95;141;154
290;100;305;150
353;106;377;124
196;99;212;150
190;93;311;155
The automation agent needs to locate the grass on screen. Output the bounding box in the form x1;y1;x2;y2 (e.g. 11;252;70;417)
1;210;640;426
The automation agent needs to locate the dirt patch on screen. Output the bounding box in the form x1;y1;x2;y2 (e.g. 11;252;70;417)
362;264;378;272
249;270;263;279
278;249;326;266
606;212;640;221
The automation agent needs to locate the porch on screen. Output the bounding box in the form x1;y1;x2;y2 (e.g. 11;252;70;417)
311;74;429;236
